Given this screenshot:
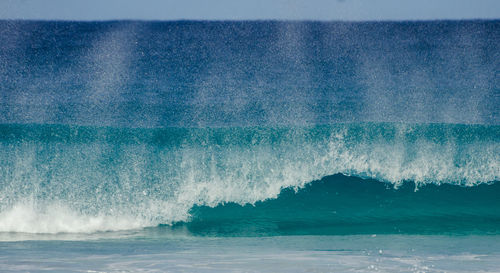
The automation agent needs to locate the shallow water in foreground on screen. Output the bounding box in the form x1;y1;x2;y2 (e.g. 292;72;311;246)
1;235;500;272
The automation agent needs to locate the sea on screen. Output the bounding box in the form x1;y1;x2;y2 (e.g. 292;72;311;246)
0;20;499;272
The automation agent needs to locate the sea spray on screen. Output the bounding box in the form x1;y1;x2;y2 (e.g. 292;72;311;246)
0;123;498;233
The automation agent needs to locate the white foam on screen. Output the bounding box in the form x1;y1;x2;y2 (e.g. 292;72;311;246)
0;202;148;234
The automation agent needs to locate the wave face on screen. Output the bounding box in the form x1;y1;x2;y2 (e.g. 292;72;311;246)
0;123;498;234
187;175;500;236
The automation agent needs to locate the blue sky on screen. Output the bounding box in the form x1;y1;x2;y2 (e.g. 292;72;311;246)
1;0;499;21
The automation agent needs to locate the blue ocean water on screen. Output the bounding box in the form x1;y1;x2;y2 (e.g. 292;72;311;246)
0;20;499;272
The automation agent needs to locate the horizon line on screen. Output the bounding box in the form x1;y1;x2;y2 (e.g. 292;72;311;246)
1;18;498;23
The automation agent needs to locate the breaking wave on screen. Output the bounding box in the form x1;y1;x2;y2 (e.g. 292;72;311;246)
0;122;498;234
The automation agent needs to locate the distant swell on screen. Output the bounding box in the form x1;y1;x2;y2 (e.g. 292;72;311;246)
0;122;498;234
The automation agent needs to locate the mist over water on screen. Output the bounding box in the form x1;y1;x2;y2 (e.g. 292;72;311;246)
0;20;498;127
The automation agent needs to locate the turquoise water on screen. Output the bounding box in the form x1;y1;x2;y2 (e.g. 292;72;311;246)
0;20;499;272
187;175;500;236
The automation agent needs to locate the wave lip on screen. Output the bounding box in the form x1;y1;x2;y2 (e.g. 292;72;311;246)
0;122;498;234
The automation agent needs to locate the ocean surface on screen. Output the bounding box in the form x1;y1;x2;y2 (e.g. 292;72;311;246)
0;20;499;272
